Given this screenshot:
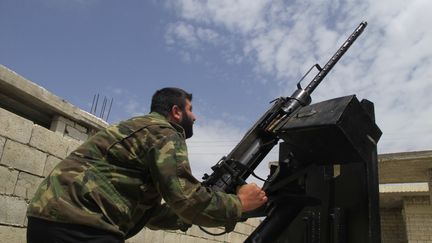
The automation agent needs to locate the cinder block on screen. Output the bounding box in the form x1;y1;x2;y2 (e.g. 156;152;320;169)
29;125;69;159
0;195;28;226
43;156;62;177
0;165;19;194
128;228;165;243
0;107;33;144
52;116;74;127
0;136;6;157
180;234;196;243
149;229;164;242
50;116;67;134
226;232;247;243
74;123;88;133
163;231;182;243
14;172;44;200
235;221;253;235
0;140;46;176
188;225;203;238
65;125;88;141
194;236;217;243
213;233;226;242
66;138;83;156
380;209;407;243
140;228;154;242
248;218;262;227
0;225;27;243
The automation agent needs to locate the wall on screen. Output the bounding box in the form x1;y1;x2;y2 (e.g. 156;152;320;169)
0;108;86;242
379;152;432;243
380;196;432;243
380;208;408;243
127;221;260;243
403;196;432;243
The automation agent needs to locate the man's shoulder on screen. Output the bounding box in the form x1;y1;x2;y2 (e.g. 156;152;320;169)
115;113;180;138
116;113;171;129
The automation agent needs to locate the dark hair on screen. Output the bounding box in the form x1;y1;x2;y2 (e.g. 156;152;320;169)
150;87;193;116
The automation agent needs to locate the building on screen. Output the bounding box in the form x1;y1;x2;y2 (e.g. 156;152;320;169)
379;151;432;242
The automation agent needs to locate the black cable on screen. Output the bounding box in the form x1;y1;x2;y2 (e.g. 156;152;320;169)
198;226;227;236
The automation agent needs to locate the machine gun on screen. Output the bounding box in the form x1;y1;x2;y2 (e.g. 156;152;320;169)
201;22;383;243
202;22;367;193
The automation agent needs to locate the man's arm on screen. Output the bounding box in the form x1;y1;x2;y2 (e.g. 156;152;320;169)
146;203;190;231
148;132;266;227
145;183;267;231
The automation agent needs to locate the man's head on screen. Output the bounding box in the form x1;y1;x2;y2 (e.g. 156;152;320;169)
151;87;196;138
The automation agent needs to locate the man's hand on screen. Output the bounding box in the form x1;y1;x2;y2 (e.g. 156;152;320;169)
237;183;268;212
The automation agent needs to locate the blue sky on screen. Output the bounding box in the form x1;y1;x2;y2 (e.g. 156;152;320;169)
1;0;432;179
0;0;271;125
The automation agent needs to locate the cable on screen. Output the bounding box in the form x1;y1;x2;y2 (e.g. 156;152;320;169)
198;226;227;236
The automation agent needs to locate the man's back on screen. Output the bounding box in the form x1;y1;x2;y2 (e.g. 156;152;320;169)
27;112;181;237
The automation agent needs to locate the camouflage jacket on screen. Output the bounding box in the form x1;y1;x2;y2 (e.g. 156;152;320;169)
27;112;242;238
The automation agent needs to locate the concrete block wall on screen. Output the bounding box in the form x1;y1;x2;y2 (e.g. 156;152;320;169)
50;115;91;141
380;195;432;243
0;107;87;242
403;196;432;243
381;208;408;243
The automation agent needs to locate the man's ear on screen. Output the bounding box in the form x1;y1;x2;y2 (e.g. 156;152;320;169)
169;105;183;123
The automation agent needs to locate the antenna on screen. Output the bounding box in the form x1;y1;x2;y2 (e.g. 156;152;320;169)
90;94;114;123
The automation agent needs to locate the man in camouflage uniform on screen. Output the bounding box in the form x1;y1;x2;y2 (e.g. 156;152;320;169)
27;87;268;243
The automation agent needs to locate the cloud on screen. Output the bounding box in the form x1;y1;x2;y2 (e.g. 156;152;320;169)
165;21;220;48
166;0;432;153
165;21;222;62
123;99;147;117
167;0;268;33
186;119;244;178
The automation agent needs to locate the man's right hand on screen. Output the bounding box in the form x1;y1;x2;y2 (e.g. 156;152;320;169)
236;183;268;212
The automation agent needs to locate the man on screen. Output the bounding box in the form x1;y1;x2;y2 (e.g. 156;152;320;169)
27;87;267;242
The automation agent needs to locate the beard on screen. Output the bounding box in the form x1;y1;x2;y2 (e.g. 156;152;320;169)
179;113;194;139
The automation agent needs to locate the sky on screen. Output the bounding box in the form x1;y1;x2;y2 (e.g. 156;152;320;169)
1;0;431;181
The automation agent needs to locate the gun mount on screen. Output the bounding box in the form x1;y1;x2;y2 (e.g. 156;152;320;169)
245;95;382;243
